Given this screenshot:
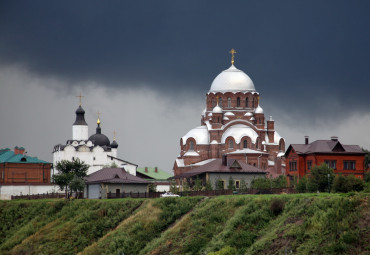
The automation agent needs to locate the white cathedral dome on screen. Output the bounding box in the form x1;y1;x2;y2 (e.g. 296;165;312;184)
254;105;264;114
209;65;256;93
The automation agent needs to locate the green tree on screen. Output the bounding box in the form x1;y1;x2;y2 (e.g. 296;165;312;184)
309;163;334;192
53;159;89;198
69;176;85;198
169;179;179;193
205;180;213;191
227;176;236;190
148;183;157;192
296;176;308;193
363;148;370;169
364;171;370;183
193;176;203;191
239;178;247;192
251;178;270;189
215;177;224;190
272;175;287;188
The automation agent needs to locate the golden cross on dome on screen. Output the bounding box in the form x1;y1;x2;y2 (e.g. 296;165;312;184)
97;111;101;124
229;48;237;65
113;130;116;140
76;92;84;106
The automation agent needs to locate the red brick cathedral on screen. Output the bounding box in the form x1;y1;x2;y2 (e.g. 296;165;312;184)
174;50;286;176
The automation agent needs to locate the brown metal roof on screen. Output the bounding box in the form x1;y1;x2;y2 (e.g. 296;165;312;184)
85;168;150;184
175;158;267;178
288;140;364;155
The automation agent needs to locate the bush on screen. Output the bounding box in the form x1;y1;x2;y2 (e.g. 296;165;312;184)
309;163;334;192
333;174;364;193
251;178;270;189
296;176;308;193
270;198;285;216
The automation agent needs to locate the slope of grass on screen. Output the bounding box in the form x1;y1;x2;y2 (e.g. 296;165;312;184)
1;193;368;255
80;197;202;255
1;199;143;255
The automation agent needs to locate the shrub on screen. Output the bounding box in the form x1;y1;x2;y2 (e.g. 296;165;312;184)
251;178;270;189
270;198;285;216
296;176;308;193
309;163;334;192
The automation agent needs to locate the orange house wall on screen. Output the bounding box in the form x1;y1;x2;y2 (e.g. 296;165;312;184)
286;152;365;180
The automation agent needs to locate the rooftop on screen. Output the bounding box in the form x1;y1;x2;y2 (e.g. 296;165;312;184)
136;167;173;180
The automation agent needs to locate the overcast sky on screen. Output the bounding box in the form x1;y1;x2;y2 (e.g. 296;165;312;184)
1;1;370;173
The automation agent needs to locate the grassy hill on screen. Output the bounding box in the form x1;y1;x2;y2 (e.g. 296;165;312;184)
0;193;368;255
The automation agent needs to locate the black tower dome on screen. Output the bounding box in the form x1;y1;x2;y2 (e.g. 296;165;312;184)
88;118;110;147
73;105;88;125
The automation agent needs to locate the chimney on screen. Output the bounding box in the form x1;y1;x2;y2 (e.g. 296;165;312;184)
145;167;148;173
331;136;338;141
155;167;158;173
222;154;227;166
14;146;25;155
304;136;309;145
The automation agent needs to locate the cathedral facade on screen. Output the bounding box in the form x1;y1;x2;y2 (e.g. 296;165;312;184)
53;102;137;175
174;52;285;176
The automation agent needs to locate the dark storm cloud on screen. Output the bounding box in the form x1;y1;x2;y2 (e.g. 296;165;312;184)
1;0;370;119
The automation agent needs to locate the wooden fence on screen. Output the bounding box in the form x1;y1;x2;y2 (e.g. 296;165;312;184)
10;188;296;200
11;192;66;200
107;188;295;199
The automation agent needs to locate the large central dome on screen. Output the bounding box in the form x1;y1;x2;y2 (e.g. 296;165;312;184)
209;65;256;93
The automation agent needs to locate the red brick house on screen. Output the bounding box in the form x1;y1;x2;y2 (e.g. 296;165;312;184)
0;147;52;184
285;136;366;182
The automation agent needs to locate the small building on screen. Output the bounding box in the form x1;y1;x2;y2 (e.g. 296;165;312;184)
84;168;150;199
136;166;172;192
0;147;56;200
174;155;267;190
285;136;366;182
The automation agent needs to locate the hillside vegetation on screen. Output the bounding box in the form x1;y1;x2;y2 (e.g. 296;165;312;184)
0;193;368;255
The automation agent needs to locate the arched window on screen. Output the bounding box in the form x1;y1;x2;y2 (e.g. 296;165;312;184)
237;97;240;107
190;141;194;150
252;98;255;108
243;140;248;148
218;97;222;106
212;98;216;107
227;97;231;108
229;139;233;149
245;97;249;107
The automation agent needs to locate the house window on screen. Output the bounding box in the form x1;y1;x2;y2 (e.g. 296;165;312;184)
229;139;234;149
324;160;337;169
307;160;312;170
246;97;249;107
289;160;297;171
212;98;216;107
218;97;222;106
237;97;240;107
93;157;95;160
243;140;248;148
343;161;356;170
235;180;240;189
189;141;194;150
227;97;231;107
72;157;75;161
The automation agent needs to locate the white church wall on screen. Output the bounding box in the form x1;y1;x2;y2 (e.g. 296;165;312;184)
72;125;88;140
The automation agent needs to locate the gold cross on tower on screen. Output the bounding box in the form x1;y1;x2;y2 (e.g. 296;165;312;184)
97;111;101;124
229;48;237;65
113;130;117;140
76;92;84;106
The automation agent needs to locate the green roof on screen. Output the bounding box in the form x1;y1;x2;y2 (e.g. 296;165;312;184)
0;148;50;164
136;167;173;180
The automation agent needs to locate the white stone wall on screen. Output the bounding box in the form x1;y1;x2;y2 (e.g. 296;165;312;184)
0;185;60;200
72;125;88;140
155;184;170;192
